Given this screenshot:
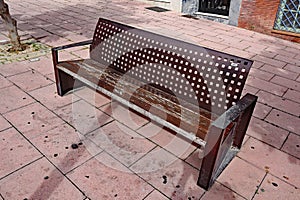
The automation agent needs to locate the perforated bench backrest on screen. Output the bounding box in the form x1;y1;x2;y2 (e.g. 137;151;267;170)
90;18;253;114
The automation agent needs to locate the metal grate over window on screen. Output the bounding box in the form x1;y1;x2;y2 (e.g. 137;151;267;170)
274;0;300;34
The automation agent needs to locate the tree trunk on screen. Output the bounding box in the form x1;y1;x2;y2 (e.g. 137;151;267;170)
0;0;24;51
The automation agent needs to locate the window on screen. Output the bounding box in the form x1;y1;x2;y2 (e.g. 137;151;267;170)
274;0;300;34
198;0;231;16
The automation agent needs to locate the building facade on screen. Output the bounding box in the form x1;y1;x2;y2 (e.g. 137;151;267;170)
144;0;300;43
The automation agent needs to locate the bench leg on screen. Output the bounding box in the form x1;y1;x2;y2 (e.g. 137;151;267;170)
232;96;257;149
54;67;83;96
197;126;224;190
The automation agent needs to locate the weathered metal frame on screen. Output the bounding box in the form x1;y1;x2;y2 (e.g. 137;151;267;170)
51;18;257;190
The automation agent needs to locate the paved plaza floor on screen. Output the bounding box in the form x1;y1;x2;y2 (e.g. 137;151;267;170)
0;0;299;199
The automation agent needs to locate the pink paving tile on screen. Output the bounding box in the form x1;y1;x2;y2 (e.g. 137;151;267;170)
260;64;298;80
74;87;111;108
284;89;300;103
0;115;10;132
249;68;274;81
282;133;300;159
31;123;102;174
271;75;300;92
253;103;272;119
253;174;300;200
185;148;203;169
217;157;265;200
247;118;289;149
138;122;196;159
27;56;54;75
256;90;300;116
275;54;300;66
0;85;35;114
252;55;286;68
0;61;31;77
0;128;42;178
71;48;90;59
265;109;300;135
38;35;71;47
0;158;84;200
284;63;300;74
67;152;153;199
58;50;80;61
29;84;79;110
4;102;64;139
130;147;205;199
8;70;52;92
55;100;113;134
238;137;300;188
201;182;245;200
0;75;12;89
242;85;259;96
100;101;149;130
87;121;156;166
44;72;55;82
246;76;288;96
144;190;169;200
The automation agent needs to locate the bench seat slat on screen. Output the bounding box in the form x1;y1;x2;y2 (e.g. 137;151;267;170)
57;59;219;140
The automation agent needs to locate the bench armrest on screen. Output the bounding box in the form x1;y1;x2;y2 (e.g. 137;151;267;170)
212;93;258;129
52;39;93;65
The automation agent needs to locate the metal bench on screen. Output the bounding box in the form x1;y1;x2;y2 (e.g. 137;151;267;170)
52;18;257;190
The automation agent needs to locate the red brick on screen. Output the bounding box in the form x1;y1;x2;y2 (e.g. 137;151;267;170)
246;76;288;96
256;90;300;116
271;76;300;92
260;64;298;80
252;55;287;68
247;117;289;148
284;89;300;103
266;109;300;135
249;68;274;81
252;61;265;69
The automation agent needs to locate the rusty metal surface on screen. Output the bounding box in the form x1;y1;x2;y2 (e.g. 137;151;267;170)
90;18;253;115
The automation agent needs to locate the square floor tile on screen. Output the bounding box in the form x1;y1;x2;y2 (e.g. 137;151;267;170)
217;157;265;200
253;174;299;200
238;137;300;188
31;124;102;174
130;147;205;199
0;61;31;77
87;121;156;166
4;102;64;139
144;190;169;200
27;56;54;75
74;87;111;108
0;115;11;132
201;182;245;200
55;100;113;134
247;118;289;148
29;84;79;110
8;70;52;92
282;133;300;159
0;75;12;89
0;85;35;114
0;158;84;200
100;101;149;130
138;122;196;159
67;152;153;199
0;128;42;178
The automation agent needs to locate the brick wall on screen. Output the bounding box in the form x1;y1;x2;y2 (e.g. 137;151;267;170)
238;0;300;43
